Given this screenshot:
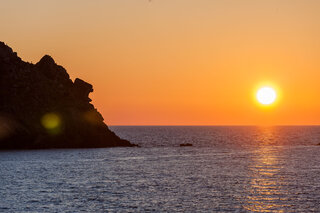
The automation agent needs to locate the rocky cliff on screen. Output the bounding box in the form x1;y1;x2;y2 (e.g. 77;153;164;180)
0;42;135;149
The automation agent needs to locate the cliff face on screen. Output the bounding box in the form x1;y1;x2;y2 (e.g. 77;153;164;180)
0;42;134;149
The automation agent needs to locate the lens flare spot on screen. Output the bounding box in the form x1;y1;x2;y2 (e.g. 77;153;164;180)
41;113;61;134
0;116;14;139
84;110;103;125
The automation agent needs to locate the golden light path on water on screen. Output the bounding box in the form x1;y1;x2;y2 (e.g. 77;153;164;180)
243;127;288;212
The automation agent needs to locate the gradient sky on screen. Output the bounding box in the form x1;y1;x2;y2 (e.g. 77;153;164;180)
1;0;320;125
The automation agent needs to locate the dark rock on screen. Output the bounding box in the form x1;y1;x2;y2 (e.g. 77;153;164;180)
35;55;71;84
0;41;137;149
74;78;93;102
180;143;193;147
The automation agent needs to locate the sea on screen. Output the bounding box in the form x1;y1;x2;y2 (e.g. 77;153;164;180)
1;126;320;212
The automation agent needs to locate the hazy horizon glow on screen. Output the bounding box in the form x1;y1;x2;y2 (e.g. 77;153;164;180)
2;0;320;125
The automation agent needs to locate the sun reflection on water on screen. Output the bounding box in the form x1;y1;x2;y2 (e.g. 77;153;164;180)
243;127;289;212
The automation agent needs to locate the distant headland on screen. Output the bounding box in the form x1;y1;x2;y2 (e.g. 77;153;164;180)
0;41;136;149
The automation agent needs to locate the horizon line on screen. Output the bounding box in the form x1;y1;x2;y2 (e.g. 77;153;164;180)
109;124;320;127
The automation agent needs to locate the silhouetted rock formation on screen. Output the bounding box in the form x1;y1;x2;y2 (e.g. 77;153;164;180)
180;143;193;147
0;41;135;149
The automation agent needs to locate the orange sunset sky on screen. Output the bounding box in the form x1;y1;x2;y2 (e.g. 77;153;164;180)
1;0;320;125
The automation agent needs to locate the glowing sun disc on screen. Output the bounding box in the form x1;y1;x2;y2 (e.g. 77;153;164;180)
256;87;277;105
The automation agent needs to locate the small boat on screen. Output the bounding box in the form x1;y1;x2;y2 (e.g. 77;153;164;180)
180;143;193;147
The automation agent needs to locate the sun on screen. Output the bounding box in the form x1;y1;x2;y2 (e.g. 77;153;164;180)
256;87;277;105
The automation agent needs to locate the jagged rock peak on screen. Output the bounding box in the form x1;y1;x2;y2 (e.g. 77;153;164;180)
74;78;93;93
0;42;17;59
37;55;55;66
0;41;13;53
35;54;70;81
74;78;94;102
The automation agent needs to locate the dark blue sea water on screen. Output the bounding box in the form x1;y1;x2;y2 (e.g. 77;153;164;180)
1;126;320;212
